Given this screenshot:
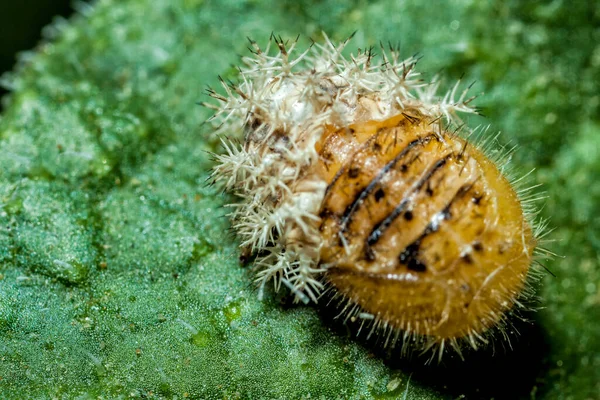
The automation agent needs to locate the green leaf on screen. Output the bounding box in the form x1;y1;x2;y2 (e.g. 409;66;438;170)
0;0;598;398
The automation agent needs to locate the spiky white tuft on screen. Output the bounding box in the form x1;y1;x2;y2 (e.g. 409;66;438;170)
207;33;479;303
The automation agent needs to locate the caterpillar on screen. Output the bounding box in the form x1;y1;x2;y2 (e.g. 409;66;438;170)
206;33;547;361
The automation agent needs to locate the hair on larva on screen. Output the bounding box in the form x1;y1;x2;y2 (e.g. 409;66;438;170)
205;33;550;361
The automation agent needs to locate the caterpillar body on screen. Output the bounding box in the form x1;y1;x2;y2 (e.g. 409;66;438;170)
206;34;544;360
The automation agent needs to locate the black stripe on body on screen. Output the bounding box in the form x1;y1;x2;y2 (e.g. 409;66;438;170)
397;182;478;272
322;127;389;198
366;154;453;247
339;135;435;234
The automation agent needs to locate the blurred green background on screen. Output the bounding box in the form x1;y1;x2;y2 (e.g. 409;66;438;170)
0;1;74;106
0;1;598;399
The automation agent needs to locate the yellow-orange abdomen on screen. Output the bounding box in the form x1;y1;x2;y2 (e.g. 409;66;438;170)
311;111;535;342
209;36;543;358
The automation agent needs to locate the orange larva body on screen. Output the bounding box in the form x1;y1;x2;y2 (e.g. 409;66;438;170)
308;111;534;342
208;35;542;358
